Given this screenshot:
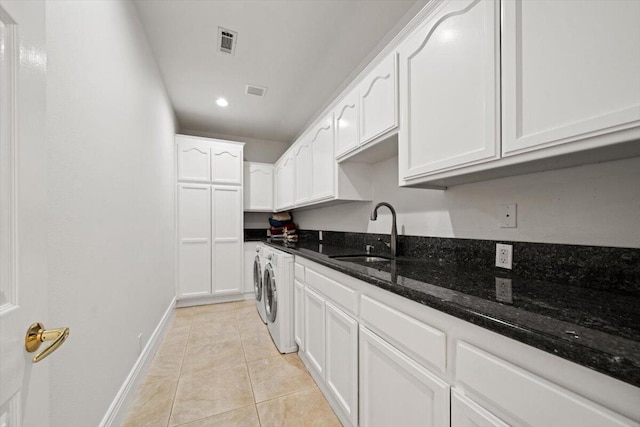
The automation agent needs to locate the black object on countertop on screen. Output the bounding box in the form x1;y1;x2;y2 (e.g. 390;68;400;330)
265;239;640;388
244;228;269;242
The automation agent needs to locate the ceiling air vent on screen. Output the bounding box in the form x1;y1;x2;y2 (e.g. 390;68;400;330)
245;84;267;97
217;27;237;55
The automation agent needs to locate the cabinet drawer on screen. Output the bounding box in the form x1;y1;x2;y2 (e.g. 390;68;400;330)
294;262;305;281
451;388;509;427
306;268;357;315
456;342;637;427
360;295;446;373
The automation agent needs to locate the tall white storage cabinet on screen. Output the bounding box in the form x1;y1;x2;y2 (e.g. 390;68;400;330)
176;135;244;302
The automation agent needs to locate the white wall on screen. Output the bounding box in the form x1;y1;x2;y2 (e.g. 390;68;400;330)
294;156;640;248
181;129;289;163
46;1;176;425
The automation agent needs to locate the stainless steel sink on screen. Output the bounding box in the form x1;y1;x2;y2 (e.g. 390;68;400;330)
330;255;393;263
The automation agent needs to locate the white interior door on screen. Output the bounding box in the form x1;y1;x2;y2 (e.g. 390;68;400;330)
0;1;52;426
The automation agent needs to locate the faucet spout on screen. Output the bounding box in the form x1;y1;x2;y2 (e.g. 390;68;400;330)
370;202;398;257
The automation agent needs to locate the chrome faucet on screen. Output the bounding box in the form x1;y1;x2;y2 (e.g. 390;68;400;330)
370;202;397;257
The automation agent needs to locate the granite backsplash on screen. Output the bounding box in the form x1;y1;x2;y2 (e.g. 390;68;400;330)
296;229;640;296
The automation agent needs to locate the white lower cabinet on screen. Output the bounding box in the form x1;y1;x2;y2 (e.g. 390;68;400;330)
294;257;639;427
359;326;450;427
325;301;358;426
304;286;326;377
456;342;638;427
451;388;509;427
294;279;305;350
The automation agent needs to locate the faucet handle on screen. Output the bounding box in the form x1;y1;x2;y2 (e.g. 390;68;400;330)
365;244;374;254
377;238;391;249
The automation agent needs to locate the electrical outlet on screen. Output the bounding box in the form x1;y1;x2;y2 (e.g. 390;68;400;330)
499;203;517;228
495;243;513;269
319;230;323;241
137;333;143;356
495;278;513;303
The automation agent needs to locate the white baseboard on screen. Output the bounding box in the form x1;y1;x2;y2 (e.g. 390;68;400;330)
99;297;176;427
176;292;254;308
298;351;354;427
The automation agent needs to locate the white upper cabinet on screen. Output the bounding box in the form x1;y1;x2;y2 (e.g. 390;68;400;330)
399;0;500;183
177;135;244;185
359;52;398;144
243;162;273;212
176;136;211;183
274;160;283;211
211;142;243;185
310;115;335;202
294;137;312;206
502;0;640;157
279;151;296;211
334;89;360;159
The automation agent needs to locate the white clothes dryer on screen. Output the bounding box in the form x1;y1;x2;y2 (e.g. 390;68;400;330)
262;245;297;354
254;243;267;324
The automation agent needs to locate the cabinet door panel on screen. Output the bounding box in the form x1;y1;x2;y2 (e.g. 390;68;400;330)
244;162;273;211
212;145;242;185
334;90;360;158
294;141;311;205
282;153;296;209
211;186;242;295
451;389;509;427
502;0;640;156
326;302;358;426
399;0;499;181
274;163;283;211
310;117;335;202
456;342;636;427
177;141;211;182
304;286;326;377
360;52;398;144
294;279;305;350
360;326;450;427
178;184;211;298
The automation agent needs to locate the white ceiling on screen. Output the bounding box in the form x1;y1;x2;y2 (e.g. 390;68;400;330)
133;0;422;143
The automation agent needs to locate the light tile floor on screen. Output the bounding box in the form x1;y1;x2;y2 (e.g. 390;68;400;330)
123;300;341;427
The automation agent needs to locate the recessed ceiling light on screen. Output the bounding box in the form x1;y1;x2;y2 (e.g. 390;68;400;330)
216;98;229;107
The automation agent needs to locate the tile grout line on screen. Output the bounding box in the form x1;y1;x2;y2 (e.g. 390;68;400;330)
254;384;319;406
234;303;264;427
166;317;193;427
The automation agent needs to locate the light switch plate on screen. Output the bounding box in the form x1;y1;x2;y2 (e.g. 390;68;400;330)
499;203;517;228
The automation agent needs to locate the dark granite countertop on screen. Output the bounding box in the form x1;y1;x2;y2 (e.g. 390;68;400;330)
264;240;640;388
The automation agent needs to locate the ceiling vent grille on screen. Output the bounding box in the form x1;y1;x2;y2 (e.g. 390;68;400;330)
245;84;267;97
217;27;237;55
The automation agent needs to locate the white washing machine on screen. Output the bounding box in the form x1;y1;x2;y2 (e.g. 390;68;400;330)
254;243;267;324
263;246;297;354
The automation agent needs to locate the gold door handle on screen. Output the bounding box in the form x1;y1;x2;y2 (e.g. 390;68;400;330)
25;322;70;363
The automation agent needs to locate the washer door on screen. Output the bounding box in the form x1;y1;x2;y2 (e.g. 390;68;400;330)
264;264;278;323
253;255;263;302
